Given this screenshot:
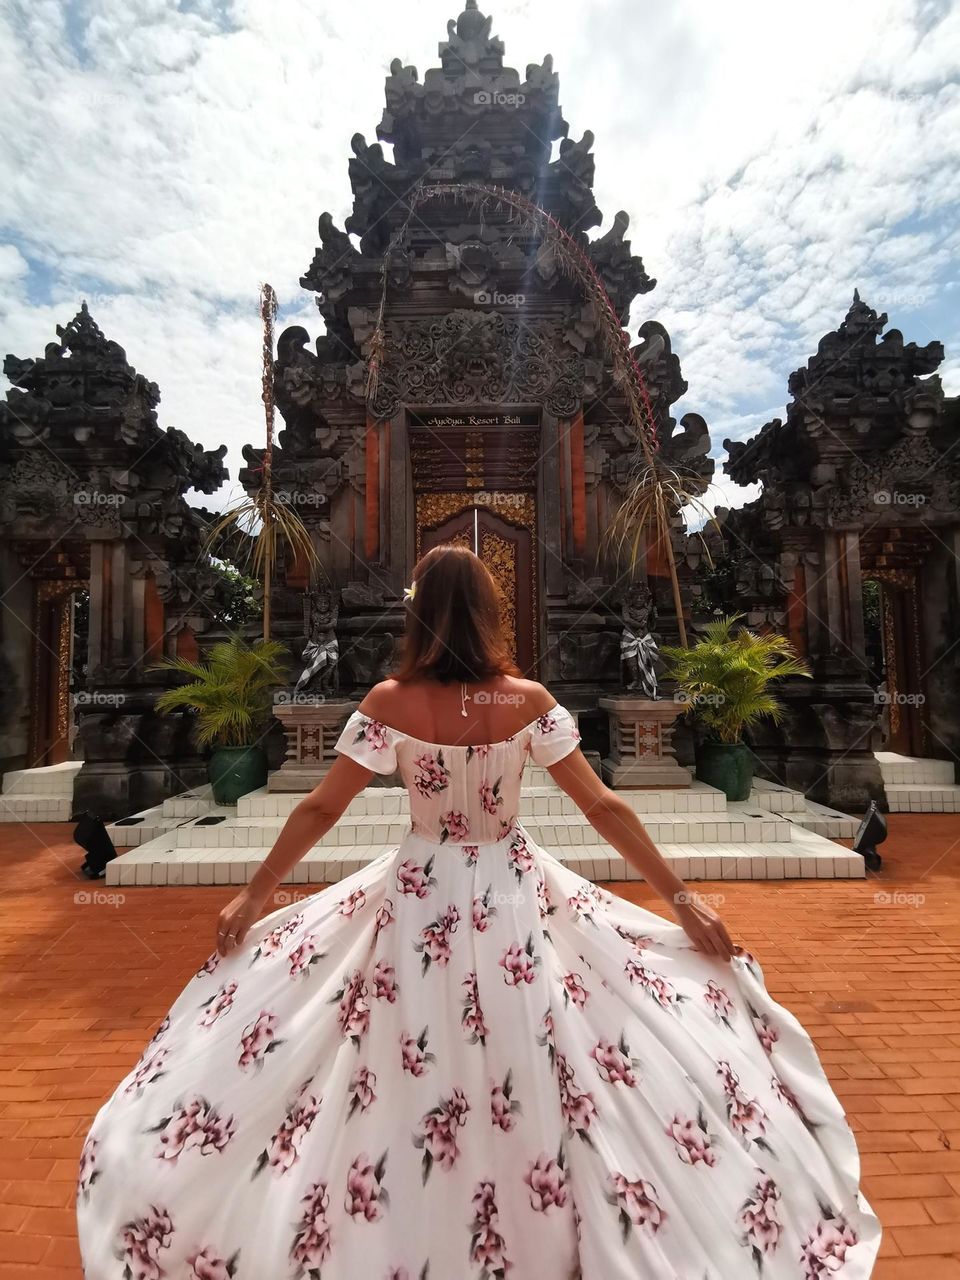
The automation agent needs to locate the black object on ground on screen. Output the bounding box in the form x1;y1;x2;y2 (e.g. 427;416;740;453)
852;800;887;872
73;812;118;879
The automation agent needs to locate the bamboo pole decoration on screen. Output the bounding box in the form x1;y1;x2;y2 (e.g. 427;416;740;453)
203;285;319;625
260;283;278;641
365;181;691;645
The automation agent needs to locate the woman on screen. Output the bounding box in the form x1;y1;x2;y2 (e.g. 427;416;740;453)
77;546;880;1279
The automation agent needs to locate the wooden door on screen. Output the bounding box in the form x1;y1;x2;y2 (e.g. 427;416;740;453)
418;504;536;675
878;581;925;755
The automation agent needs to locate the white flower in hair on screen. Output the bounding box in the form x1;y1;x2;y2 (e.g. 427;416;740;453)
402;581;417;602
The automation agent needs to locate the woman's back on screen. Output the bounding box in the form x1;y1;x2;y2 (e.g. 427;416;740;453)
358;674;555;748
343;676;580;846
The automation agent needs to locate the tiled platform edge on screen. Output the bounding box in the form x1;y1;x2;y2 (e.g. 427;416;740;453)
104;769;865;886
0;761;80;823
877;753;960;813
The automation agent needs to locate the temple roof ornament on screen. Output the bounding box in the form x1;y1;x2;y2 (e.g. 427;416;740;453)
724;292;947;490
0;306;228;514
439;0;505;74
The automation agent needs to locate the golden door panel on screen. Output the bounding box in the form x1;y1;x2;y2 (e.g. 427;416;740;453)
414;493;538;676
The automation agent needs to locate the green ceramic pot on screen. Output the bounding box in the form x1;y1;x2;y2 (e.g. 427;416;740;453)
208;745;267;805
695;741;754;802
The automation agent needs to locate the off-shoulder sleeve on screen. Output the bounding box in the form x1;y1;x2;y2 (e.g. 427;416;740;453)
333;710;401;775
528;705;581;766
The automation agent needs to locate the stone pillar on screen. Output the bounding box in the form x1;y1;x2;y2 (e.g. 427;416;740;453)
599;697;691;788
269;698;360;791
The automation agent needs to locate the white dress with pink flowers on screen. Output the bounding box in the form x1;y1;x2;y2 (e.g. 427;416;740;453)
76;704;880;1280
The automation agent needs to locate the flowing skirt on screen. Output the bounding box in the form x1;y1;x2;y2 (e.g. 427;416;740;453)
76;825;881;1279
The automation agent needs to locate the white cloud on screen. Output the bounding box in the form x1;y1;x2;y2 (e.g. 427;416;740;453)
0;0;957;516
0;243;28;289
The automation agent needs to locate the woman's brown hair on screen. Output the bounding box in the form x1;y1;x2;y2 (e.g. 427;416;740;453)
392;545;521;683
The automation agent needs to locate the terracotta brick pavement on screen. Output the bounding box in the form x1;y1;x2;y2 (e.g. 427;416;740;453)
1;814;959;1277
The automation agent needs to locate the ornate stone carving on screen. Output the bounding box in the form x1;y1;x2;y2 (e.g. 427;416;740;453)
365;312;586;419
588;211;656;322
827;435;956;526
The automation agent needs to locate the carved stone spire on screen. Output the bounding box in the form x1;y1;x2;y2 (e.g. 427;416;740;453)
439;0;505;73
838;289;885;341
56;300;113;358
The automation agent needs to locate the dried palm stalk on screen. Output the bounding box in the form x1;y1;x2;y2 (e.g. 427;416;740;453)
205;283;319;640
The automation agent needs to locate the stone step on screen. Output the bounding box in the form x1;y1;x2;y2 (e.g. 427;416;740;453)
876;753;955;786
155;808;793;850
885;784;960;813
161;785;215;818
236;782;731;820
104;828;865;888
0;793;74;823
1;760;81;797
779;801;861;839
748;778;807;813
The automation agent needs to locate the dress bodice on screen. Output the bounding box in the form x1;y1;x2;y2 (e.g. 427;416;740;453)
334;704;581;845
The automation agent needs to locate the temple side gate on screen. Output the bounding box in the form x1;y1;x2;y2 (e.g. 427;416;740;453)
715;293;960;810
0;305;229;817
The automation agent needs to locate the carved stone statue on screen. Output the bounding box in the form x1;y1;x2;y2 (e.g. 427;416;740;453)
294;587;340;697
620;582;659;698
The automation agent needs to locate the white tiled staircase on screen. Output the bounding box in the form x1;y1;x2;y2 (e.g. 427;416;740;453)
105;765;866;887
876;752;960;812
0;761;80;823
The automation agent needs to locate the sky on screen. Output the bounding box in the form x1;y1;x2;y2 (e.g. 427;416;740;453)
1;0;958;516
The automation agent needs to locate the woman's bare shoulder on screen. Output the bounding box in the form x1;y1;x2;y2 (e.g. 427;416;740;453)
500;677;556;719
356;679;403;720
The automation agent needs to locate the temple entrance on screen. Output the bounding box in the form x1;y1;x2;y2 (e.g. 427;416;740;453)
861;529;929;756
417;499;537;673
30;582;82;765
409;412;540;676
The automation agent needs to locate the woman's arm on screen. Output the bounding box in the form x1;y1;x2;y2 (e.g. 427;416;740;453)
215;754;374;955
545;747;737;960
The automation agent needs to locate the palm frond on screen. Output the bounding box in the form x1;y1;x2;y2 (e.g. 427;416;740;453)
204;492;320;583
661;615;810;743
603;460;719;575
153;636;289;748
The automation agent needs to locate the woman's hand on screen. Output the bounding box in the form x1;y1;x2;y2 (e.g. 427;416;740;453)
672;890;738;960
216;887;270;957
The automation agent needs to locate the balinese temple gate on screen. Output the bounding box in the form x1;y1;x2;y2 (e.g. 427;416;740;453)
244;0;713;722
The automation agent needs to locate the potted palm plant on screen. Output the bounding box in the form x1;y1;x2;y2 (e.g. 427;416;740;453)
662;615;810;801
155;637;288;804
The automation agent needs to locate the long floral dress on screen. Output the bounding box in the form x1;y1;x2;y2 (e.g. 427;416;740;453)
76;705;880;1279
